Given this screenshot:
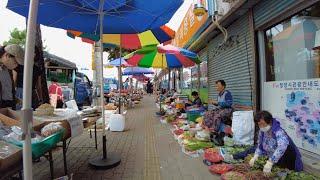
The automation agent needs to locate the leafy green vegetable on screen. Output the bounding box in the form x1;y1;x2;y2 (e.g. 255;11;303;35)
285;171;319;180
185;140;213;151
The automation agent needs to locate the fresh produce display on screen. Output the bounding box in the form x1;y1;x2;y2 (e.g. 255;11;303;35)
223;145;251;155
158;101;319;180
204;148;223;163
159;108;166;116
208;163;233;174
184;139;213;151
205;148;219;153
166;114;176;123
245;170;272;180
173;129;184;136
232;164;250;174
195;130;210;141
223;157;244;164
183;132;193;140
221;171;246;180
223;137;234;147
285;171;320;180
244;154;269;170
195;116;203;123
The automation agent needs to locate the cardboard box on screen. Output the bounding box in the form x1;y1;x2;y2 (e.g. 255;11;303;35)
0;108;46;129
0;108;21;120
0;141;22;173
0;109;20;127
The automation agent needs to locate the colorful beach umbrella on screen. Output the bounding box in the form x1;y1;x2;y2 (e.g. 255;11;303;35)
123;67;154;76
125;44;201;68
67;25;175;49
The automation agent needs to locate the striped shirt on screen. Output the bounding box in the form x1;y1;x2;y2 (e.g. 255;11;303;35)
0;66;13;101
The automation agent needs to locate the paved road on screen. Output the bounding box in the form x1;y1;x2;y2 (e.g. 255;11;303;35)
33;96;218;180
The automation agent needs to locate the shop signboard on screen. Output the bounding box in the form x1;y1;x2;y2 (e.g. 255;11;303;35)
171;0;208;48
263;78;320;155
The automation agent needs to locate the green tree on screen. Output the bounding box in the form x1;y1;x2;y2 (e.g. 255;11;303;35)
3;27;48;51
3;28;26;47
104;47;132;60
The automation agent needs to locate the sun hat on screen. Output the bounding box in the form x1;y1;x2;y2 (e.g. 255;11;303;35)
5;44;25;65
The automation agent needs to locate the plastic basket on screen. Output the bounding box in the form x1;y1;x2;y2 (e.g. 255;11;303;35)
186;110;203;122
7;129;64;159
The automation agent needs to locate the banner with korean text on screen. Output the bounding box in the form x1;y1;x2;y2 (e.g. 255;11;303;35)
263;79;320;155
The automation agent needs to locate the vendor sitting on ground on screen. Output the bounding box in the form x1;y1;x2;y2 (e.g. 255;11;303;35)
185;91;202;108
203;80;233;132
249;111;303;173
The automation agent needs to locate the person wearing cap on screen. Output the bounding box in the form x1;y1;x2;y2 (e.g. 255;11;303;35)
0;44;21;109
13;46;42;110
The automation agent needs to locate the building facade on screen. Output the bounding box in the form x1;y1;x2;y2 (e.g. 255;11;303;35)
182;0;320;172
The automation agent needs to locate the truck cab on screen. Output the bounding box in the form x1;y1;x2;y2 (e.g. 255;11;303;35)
75;72;93;106
44;52;93;106
104;78;118;95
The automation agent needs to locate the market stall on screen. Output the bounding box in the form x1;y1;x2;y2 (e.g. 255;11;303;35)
29;107;77;176
0;107;64;179
156;94;320;180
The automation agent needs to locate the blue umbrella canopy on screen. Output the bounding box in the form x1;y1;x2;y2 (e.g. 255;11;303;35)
105;58;132;67
123;67;154;75
7;0;183;34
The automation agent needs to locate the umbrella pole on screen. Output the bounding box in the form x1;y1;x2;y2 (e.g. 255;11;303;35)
22;0;39;179
118;47;122;114
160;54;164;113
89;0;120;169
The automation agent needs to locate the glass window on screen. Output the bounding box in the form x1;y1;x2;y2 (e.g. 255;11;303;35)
265;2;320;81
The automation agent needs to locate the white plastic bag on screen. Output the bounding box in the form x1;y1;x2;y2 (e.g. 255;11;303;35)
41;122;63;137
231;111;254;145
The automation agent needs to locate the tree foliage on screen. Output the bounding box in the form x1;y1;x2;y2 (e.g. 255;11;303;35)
3;27;48;51
3;28;26;47
104;47;132;61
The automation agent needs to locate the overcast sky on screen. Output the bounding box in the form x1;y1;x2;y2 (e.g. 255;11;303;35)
0;0;192;80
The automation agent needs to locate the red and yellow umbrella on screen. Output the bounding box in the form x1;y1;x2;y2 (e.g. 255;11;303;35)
67;25;175;49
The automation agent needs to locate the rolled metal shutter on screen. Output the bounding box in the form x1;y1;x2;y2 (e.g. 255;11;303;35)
253;0;299;29
207;13;254;106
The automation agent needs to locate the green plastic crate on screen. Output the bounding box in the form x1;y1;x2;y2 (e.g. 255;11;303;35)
8;129;64;159
187;111;202;122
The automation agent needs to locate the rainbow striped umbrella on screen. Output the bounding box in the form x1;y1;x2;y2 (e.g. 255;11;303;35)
67;25;175;49
124;44;201;68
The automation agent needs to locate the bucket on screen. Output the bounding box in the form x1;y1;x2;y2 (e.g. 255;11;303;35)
109;114;125;132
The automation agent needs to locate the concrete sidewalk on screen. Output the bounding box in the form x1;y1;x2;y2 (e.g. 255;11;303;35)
33;96;217;180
